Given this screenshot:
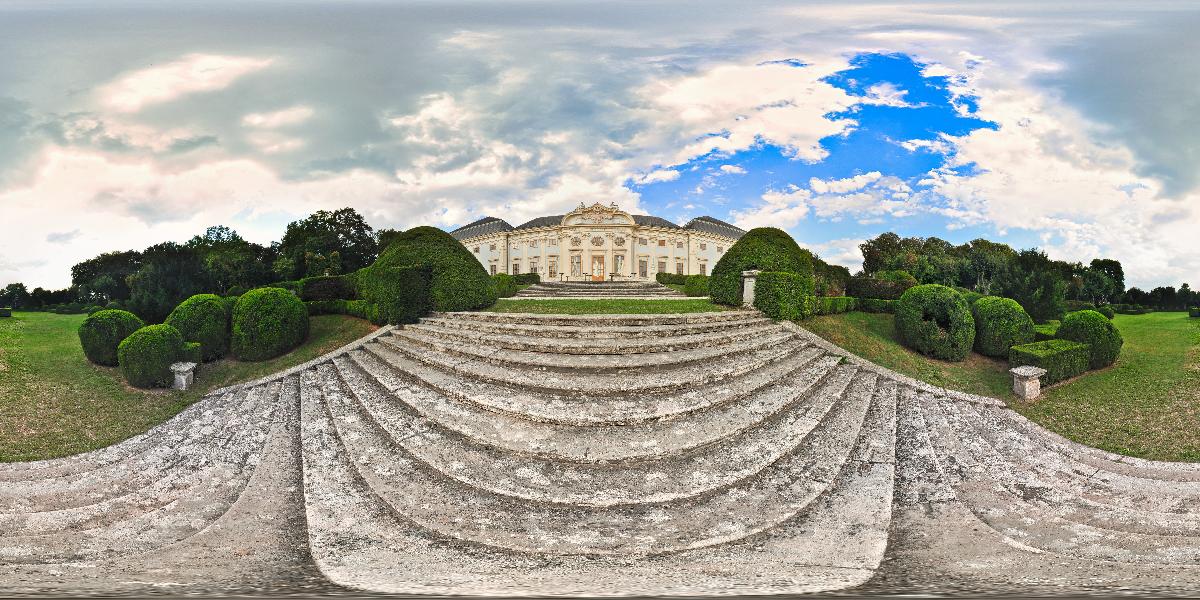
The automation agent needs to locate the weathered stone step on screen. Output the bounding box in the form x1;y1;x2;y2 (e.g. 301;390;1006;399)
357;340;824;426
513;289;685;296
367;331;809;397
348;347;845;462
417;314;771;340
307;365;877;555
892;386;956;507
328;357;854;506
403;320;783;355
434;310;752;327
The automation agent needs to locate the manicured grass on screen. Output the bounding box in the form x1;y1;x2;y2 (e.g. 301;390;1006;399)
802;311;1200;462
485;298;734;314
0;311;376;462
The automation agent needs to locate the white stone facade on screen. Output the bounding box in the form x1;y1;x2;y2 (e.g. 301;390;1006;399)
451;202;744;281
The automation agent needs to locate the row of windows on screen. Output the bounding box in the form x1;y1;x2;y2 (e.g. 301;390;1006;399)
493;259;709;277
474;241;724;253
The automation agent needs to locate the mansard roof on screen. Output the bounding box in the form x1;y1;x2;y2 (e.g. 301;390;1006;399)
449;216;513;241
514;215;565;230
632;215;682;230
685;215;745;240
450;210;745;240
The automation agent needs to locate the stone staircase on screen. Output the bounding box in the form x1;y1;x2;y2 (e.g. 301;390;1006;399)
2;310;1198;595
512;280;688;298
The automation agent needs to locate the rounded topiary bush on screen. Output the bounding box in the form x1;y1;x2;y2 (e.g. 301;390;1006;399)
710;227;813;305
972;296;1035;357
165;294;229;362
1057;309;1123;369
78;309;146;366
895;284;976;361
117;324;184;388
1096;304;1116;319
231;287;309;361
371;226;495;311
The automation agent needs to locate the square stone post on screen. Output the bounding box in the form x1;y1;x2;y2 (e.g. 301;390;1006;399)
171;362;197;391
742;270;762;308
1009;365;1047;401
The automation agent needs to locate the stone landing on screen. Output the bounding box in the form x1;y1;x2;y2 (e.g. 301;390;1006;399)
511;280;688;298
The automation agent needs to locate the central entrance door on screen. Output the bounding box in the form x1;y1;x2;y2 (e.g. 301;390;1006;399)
591;255;605;282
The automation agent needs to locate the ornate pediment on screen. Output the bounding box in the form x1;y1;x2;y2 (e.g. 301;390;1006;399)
561;202;635;227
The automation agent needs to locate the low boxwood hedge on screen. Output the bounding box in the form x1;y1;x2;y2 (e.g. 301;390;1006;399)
1034;323;1059;341
971;296;1035;357
1009;339;1090;385
493;273;519;298
358;265;433;324
656;272;687;286
231;287;310;361
164;294;229;362
710;227;813;305
683;275;709;297
847;271;916;300
1096;305;1115;319
78;309;146;366
895;284;975;361
346;300;381;323
513;272;541;285
1056;309;1123;369
182;341;202;364
306;299;349;315
1191;307;1200;318
856;298;896;313
753;271;816;320
814;296;857;315
1066;300;1096;312
117;324;186;388
300;275;357;301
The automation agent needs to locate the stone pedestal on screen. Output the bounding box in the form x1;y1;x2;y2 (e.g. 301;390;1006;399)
1009;365;1047;401
741;270;761;308
171;362;197;391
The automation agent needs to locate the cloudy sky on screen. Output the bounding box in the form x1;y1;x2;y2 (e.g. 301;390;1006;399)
1;0;1198;290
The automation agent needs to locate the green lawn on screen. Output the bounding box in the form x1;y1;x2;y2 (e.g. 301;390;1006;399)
803;311;1200;462
0;311;376;462
485;298;733;314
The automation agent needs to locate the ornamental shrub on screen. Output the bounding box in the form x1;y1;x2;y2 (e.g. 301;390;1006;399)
358;265;433;324
346;300;381;323
1056;309;1123;369
656;272;687;285
231;287;310;361
711;228;813;305
971;296;1035;357
493;273;519;298
753;271;816;320
164;294;229;362
182;341;202;364
225;286;247;297
1096;305;1116;319
370;226;494;311
1009;339;1090;385
1190;307;1200;318
300;275;357;301
78;309;146;366
117;324;186;388
306;299;349;315
895;284;975;361
1066;300;1096;312
1034;323;1059;341
683;275;709;297
857;298;896;314
513;272;541;285
815;296;857;315
847;274;915;300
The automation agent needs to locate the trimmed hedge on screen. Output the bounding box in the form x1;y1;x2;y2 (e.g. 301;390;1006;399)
358;265;433;325
895;284;975;361
513;273;541;285
815;296;857;315
971;296;1035;358
117;324;185;388
656;272;687;286
856;298;896;314
959;290;984;305
371;226;495;311
182;341;202;364
231;287;310;361
1056;309;1123;369
753;272;816;320
710;228;813;305
300;275;357;301
0;308;10;317
1096;305;1115;319
262;280;301;294
346;300;381;323
1034;323;1059;341
683;275;709;297
306;299;349;315
847;275;914;300
164;294;229;362
1066;300;1096;312
78;309;146;366
1009;339;1090;385
493;273;519;298
1191;307;1200;318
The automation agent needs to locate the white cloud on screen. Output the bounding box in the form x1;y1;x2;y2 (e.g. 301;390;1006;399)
633;168;681;184
719;164;746;175
861;82;918;107
809;171;882;194
100;53;275;113
242;105;315;128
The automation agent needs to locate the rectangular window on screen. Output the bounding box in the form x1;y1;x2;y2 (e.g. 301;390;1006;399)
639;260;648;277
530;240;538;247
490;264;497;275
549;260;557;278
473;246;480;253
700;243;707;251
657;260;666;273
700;262;707;276
676;241;683;249
529;259;538;273
512;262;519;275
571;255;582;276
489;244;496;251
658;239;666;247
717;246;724;253
676;262;684;275
638;237;648;245
549;238;558;246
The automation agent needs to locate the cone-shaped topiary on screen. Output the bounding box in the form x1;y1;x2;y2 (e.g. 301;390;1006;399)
231;287;309;361
972;296;1036;357
710;227;813;305
368;226;495;312
896;284;975;361
165;294;229;362
78;309;146;366
1056;309;1123;369
117;324;185;388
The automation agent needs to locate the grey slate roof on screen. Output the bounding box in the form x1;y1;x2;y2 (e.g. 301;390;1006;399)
450;216;513;241
515;215;565;230
632;215;682;230
451;212;744;241
685;216;745;240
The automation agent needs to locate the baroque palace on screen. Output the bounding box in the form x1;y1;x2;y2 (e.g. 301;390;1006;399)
450;202;745;281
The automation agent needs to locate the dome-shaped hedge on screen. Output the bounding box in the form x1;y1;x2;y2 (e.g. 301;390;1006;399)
710;227;813;305
1096;304;1115;319
78;309;146;366
117;324;185;388
369;226;495;311
165;294;229;362
972;296;1035;357
1057;309;1123;369
231;287;309;361
896;284;976;361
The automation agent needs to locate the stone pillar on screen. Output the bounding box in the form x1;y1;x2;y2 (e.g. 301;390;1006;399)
1009;365;1047;401
742;270;761;308
171;362;197;391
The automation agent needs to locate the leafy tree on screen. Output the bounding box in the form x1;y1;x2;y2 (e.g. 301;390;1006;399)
0;283;29;308
1180;283;1196;309
277;208;376;280
1148;286;1178;310
1081;268;1118;305
71;250;141;302
1090;258;1125;299
961;238;1015;295
997;249;1067;323
376;228;403;253
126;242;211;323
1123;287;1149;306
186;225;275;293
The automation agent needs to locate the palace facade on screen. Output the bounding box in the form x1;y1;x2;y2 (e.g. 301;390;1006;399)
450;202;745;281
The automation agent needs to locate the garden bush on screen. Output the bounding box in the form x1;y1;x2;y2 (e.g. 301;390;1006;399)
513;272;541;285
261;280;301;294
306;299;349;315
85;305;104;316
0;308;10;317
493;273;519;298
1191;307;1200;318
815;296;857;315
182;341;202;364
225;286;247;297
1056;309;1123;369
957;289;984;305
117;324;186;388
1096;305;1115;319
1066;300;1096;312
656;272;687;286
1009;339;1090;385
78;309;146;366
711;227;813;305
683;274;709;297
753;272;816;320
346;300;381;323
895;284;975;361
971;296;1035;357
300;275;357;301
231;287;310;361
847;273;915;300
164;294;229;362
370;226;494;311
1034;323;1059;341
856;298;896;313
358;265;433;324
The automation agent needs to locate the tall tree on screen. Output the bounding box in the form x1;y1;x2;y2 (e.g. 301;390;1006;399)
186;225;275;293
1090;258;1125;299
126;242;210;323
1081;268;1118;305
997;249;1067;323
961;238;1015;294
71;250;141;302
277;208;376;279
0;283;29;308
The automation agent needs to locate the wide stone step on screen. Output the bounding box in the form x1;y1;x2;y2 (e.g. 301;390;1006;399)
368;331;808;397
434;310;752;327
348;347;845;462
327;357;855;506
417;314;772;340
403;320;783;355
304;365;877;555
892;387;956;507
